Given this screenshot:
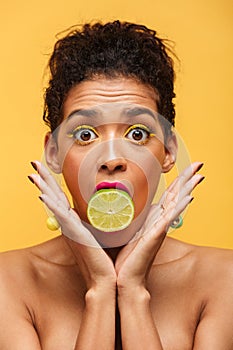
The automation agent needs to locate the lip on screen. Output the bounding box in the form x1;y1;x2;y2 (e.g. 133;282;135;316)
95;181;131;196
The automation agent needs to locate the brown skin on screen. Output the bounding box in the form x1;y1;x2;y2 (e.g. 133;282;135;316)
0;78;233;349
0;237;233;349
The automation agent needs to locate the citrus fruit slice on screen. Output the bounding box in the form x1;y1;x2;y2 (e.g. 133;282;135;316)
87;189;134;232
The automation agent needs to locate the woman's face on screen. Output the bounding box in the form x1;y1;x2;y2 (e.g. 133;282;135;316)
48;77;175;246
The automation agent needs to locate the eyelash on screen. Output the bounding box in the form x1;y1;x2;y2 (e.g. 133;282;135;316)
123;124;156;145
67;124;156;146
67;125;99;146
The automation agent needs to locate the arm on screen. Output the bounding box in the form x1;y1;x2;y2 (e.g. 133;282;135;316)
193;253;233;350
30;161;117;349
118;287;163;349
62;239;116;349
0;258;41;350
74;286;116;349
0;316;41;350
115;162;204;349
193;306;233;350
0;251;116;350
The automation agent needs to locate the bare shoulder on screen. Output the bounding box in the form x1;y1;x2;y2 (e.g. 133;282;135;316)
165;237;233;296
0;247;35;293
0;247;38;344
190;241;233;296
0;239;71;349
0;238;77;332
0;245;47;326
172;241;233;347
155;237;233;292
188;240;233;277
0;236;77;291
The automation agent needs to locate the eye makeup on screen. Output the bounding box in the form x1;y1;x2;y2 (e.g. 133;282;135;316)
123;123;156;145
66;121;158;147
67;125;100;146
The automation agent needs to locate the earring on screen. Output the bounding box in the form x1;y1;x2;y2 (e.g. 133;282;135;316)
170;216;183;229
46;216;60;231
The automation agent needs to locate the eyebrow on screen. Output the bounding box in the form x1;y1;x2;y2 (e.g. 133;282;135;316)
66;108;98;121
124;107;156;119
66;106;157;122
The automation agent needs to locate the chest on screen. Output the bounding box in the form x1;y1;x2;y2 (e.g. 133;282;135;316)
31;274;202;350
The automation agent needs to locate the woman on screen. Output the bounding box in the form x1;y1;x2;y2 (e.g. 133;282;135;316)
0;21;232;349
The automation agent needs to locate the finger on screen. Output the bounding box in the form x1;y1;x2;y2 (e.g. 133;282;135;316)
140;204;164;232
40;193;99;247
138;197;192;257
144;163;204;233
162;194;193;224
120;194;193;277
141;192;193;241
30;174;69;213
179;173;204;199
39;193;70;220
29;173;58;200
162;173;204;208
34;161;62;192
31;161;69;207
125;165;203;268
163;162;204;195
159;165;204;208
177;162;204;185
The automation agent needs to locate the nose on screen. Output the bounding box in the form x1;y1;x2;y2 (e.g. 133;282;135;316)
99;158;127;173
97;138;128;174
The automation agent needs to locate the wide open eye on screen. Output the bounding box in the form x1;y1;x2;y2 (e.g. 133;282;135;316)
68;125;99;145
124;124;154;145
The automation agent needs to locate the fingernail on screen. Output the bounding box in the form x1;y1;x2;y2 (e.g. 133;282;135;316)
31;161;37;171
197;176;205;185
28;175;34;184
189;197;194;203
196;163;204;172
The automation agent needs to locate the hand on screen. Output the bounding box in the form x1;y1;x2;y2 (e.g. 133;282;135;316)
29;161;116;292
115;162;204;293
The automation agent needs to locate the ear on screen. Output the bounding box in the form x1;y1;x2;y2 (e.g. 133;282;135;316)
44;132;62;174
162;132;178;173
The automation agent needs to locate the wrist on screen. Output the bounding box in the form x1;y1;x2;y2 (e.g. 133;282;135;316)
85;284;116;304
117;284;150;305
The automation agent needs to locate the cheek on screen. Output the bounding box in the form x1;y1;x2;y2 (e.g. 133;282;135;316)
150;140;166;164
130;159;161;218
132;169;149;217
62;151;79;187
62;150;88;216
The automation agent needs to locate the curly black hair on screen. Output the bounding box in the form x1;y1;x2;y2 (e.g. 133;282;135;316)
43;21;176;132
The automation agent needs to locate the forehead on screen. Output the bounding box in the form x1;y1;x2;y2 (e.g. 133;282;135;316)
62;78;158;119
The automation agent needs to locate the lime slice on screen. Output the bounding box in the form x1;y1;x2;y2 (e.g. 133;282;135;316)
87;189;134;232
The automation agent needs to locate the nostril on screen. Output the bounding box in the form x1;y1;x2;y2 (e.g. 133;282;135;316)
99;159;127;172
101;164;108;170
101;164;122;171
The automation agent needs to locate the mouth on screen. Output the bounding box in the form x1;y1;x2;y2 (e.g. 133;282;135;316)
95;181;131;196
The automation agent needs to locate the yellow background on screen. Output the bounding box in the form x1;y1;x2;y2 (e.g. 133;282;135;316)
0;0;232;251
